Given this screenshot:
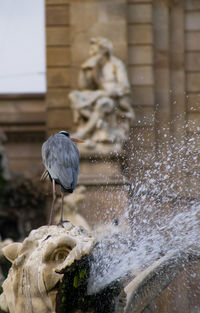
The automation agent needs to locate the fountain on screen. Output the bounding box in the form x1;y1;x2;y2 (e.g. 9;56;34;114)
0;223;95;313
0;119;200;312
0;182;199;313
0;42;199;312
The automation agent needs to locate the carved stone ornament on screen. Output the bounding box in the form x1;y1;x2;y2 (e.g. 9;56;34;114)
0;238;13;285
0;224;95;313
69;37;135;153
0;224;198;313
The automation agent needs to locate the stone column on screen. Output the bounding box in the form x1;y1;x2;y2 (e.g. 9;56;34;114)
153;0;170;144
69;0;129;227
169;0;185;138
169;0;187;199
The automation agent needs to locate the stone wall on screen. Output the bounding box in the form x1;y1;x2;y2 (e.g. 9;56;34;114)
127;0;155;176
185;0;200;195
0;2;200;310
0;0;200;185
0;98;45;177
46;0;72;135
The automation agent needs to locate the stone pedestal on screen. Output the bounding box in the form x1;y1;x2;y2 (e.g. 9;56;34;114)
77;148;130;228
67;0;130;229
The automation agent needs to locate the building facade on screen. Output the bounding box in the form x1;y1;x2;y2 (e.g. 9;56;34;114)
0;0;199;185
0;1;200;311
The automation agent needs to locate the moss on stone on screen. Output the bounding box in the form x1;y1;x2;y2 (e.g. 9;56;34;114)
56;255;124;313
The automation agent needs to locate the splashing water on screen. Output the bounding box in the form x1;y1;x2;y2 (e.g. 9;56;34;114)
88;125;200;295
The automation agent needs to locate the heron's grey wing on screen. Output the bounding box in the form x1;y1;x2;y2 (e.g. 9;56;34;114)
42;134;79;190
59;138;79;190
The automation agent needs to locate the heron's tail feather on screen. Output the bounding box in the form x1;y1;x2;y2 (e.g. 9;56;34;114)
41;169;49;181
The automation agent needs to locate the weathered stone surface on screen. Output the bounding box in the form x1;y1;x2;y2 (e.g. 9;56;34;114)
130;66;154;85
131;86;154;106
187;94;200;112
6;142;42;176
128;25;153;44
185;32;200;50
46;0;69;4
46;5;69;26
185;0;200;10
185;11;200;31
127;3;152;23
47;68;70;88
186;73;200;92
47;90;70;109
0;224;95;313
186;52;200;71
46;26;70;46
128;46;153;65
47;108;73;130
47;47;70;67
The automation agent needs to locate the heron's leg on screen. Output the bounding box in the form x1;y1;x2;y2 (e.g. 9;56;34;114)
59;191;65;224
48;179;56;225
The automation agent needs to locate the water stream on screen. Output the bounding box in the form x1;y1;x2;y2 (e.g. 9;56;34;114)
87;126;200;295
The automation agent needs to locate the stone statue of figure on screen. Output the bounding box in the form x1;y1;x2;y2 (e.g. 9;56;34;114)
0;224;95;313
0;238;13;286
69;37;135;151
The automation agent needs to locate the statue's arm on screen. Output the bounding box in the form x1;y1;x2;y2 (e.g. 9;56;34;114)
78;55;102;90
78;70;89;90
100;58;131;98
114;58;131;93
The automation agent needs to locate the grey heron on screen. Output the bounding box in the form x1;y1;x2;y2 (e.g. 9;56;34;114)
41;131;84;225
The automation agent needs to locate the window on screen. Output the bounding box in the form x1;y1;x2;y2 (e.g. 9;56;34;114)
0;0;46;95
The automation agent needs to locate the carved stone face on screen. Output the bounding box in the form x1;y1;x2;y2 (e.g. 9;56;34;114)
89;41;100;57
0;224;95;313
89;37;113;57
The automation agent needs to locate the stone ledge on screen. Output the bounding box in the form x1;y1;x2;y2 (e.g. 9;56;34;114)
78;174;130;186
3;129;46;143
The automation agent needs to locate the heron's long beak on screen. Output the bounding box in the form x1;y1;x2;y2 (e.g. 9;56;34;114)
71;138;85;143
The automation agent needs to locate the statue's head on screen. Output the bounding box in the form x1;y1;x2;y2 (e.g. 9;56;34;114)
89;37;113;57
0;224;95;313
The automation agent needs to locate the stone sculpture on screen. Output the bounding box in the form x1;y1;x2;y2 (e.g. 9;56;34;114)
0;223;127;313
69;37;135;152
0;238;13;261
0;238;13;285
0;223;198;313
0;223;95;313
53;185;90;230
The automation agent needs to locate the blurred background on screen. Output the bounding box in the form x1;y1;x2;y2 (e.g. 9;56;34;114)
0;0;200;227
0;1;200;312
1;0;200;179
